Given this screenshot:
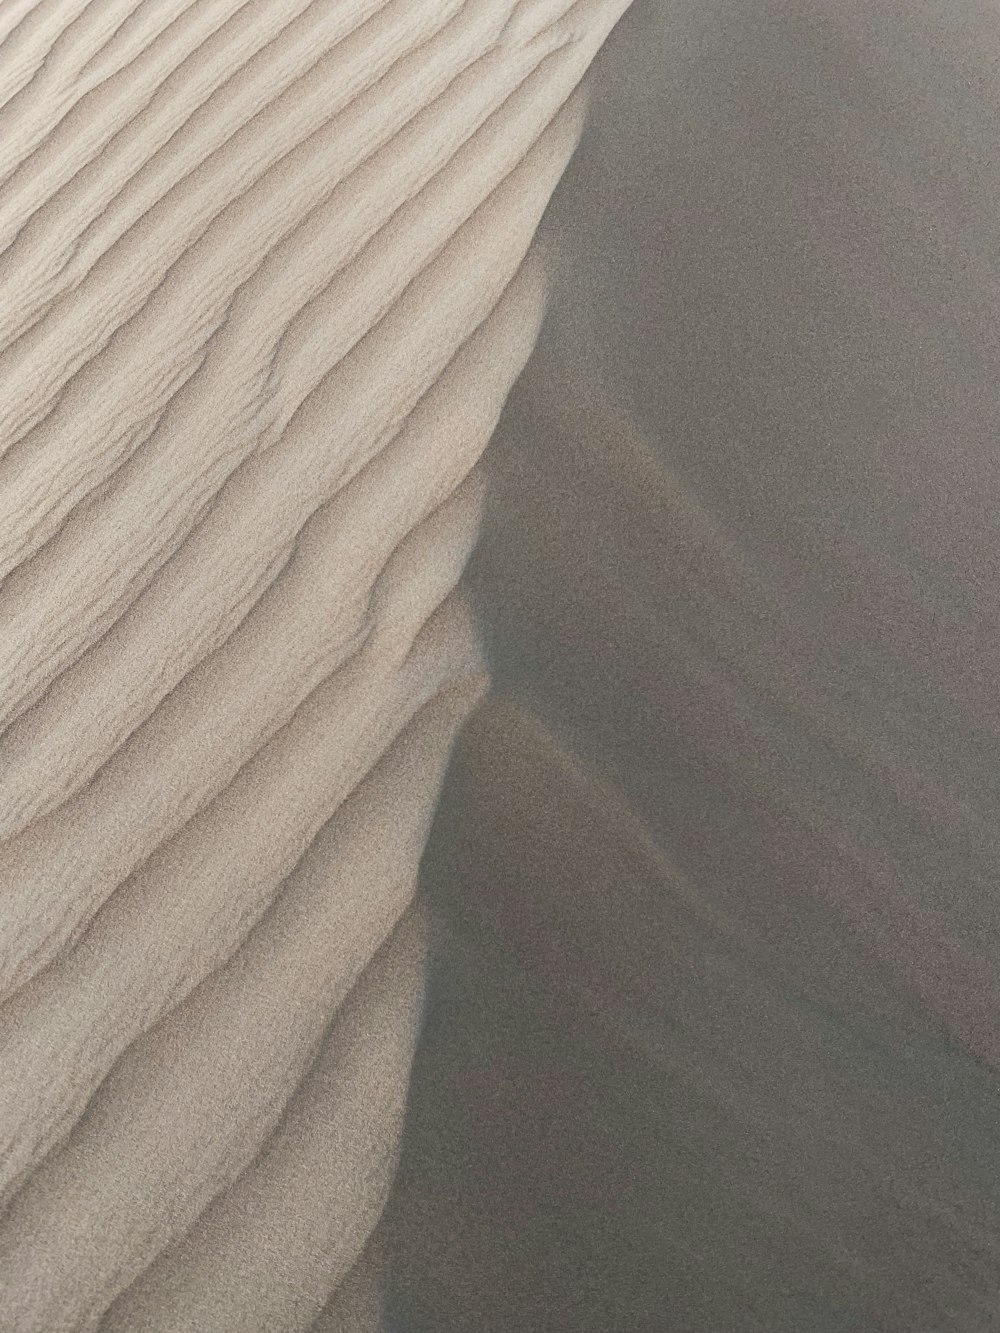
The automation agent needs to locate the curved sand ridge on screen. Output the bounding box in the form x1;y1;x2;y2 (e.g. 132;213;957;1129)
0;1;631;1328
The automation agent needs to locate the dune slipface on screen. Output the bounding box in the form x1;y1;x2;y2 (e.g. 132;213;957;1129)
0;1;631;1327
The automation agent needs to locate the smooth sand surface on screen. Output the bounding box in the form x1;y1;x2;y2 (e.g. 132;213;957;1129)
388;2;1000;1328
0;1;631;1328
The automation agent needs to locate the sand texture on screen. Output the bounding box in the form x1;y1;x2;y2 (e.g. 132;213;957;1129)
0;1;631;1327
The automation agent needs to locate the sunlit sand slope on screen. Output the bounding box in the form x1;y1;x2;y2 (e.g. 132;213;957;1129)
0;1;631;1327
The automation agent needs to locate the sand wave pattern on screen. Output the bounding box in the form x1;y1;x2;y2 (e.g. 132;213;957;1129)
0;1;629;1327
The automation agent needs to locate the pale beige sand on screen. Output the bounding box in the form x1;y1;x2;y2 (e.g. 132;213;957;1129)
0;1;631;1328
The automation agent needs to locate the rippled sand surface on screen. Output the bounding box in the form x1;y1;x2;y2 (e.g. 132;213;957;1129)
0;2;629;1327
7;1;1000;1329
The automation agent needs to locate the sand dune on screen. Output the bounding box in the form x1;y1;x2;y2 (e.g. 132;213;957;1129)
0;1;631;1327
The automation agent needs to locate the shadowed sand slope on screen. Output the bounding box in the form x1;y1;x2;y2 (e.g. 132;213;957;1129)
0;1;631;1329
389;1;1000;1328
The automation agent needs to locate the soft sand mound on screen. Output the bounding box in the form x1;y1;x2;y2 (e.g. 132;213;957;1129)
0;1;630;1327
